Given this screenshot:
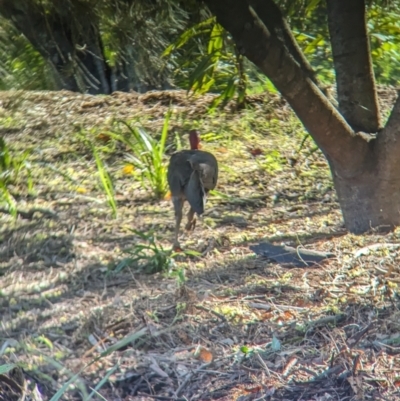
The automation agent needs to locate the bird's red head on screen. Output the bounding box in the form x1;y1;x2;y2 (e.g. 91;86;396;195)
189;130;200;150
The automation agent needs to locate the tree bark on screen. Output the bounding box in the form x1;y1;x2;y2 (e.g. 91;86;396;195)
332;95;400;233
326;0;380;132
332;161;400;233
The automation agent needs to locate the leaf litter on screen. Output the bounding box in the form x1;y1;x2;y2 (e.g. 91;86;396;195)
0;88;399;400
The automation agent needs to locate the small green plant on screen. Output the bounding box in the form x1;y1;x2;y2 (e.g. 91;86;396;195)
90;143;117;218
172;301;187;324
256;149;284;174
76;130;118;217
110;111;171;199
115;229;177;274
0;138;32;216
169;267;187;287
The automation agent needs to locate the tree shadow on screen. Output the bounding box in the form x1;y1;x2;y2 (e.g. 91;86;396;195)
0;227;75;273
211;200;339;230
0;217;393;400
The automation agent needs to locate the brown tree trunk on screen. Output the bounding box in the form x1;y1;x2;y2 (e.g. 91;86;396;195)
326;0;380;132
332;168;400;234
204;0;400;234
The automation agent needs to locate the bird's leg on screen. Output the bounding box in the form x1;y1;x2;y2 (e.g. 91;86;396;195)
185;207;196;231
172;196;183;249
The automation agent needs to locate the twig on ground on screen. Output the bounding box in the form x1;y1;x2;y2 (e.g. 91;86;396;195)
306;314;346;329
346;322;375;348
195;304;228;323
353;243;400;258
137;392;186;401
297;365;343;384
0;207;57;219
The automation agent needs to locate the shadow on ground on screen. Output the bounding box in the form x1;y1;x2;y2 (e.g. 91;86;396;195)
1;216;398;400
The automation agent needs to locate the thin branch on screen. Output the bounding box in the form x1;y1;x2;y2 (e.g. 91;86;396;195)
326;0;380;132
250;0;322;90
376;92;400;163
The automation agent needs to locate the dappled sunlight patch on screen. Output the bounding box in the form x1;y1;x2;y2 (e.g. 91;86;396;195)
1;90;400;399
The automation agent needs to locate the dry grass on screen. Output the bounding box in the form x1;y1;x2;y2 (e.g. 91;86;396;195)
0;88;400;400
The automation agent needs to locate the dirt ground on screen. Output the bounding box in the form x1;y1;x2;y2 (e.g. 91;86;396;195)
1;88;400;401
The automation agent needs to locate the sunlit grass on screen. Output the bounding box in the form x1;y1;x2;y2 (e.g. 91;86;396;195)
108;111;171;199
0;137;32;217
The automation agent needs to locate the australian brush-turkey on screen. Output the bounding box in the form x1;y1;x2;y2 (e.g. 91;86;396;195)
167;130;218;249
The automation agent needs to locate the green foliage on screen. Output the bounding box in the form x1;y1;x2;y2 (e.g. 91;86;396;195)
240;345;252;355
90;143;118;218
2;0;400;98
286;1;334;84
110;111;171;199
77;131;118;218
115;229;177;274
163;0;400;90
256;149;285;175
0;137;32;216
0;363;17;374
0;17;55;90
164;17;253;107
287;0;400;85
368;5;400;85
99;0;190;90
0;330;148;400
168;266;187;287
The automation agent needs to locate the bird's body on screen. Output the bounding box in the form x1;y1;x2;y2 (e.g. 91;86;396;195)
167;131;218;249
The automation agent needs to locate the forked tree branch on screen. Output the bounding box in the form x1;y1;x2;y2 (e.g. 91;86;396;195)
204;0;370;174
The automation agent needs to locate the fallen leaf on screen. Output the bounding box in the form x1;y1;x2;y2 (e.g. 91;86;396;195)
195;346;213;363
249;147;263;157
176;330;191;344
122;164;134;174
283;310;295;320
97;133;111;143
271;335;281;351
76;187;87;194
260;311;274;321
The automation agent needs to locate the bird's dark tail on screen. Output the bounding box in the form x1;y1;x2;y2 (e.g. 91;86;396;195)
184;170;206;215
